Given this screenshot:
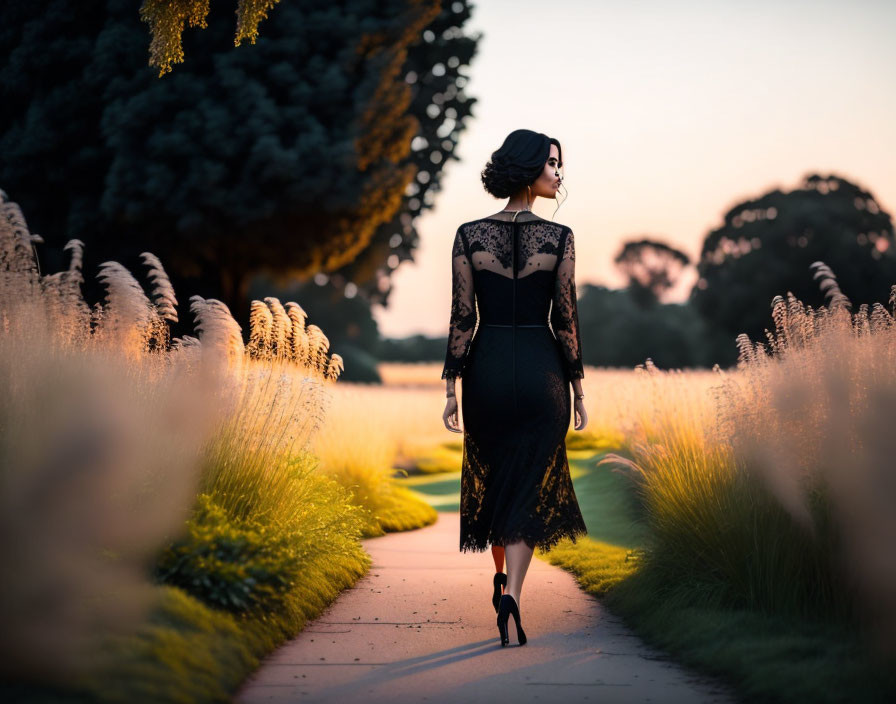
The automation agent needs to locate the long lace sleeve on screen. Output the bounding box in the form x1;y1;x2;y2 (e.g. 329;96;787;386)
441;226;477;380
551;227;585;380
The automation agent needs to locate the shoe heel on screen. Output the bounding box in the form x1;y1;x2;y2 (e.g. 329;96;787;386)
496;595;511;646
511;610;527;645
507;595;527;646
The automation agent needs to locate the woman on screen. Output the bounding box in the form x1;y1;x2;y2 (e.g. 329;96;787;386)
441;129;589;647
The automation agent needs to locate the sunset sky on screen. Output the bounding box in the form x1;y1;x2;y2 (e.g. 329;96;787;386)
372;0;896;338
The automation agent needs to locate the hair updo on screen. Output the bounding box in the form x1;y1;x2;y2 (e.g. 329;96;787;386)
480;129;562;199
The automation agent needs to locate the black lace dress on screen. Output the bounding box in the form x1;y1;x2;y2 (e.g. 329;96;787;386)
442;211;588;553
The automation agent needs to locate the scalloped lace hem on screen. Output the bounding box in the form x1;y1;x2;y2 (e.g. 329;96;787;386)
459;522;587;554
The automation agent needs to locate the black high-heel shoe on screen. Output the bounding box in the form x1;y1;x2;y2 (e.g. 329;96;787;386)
492;572;507;613
496;594;527;646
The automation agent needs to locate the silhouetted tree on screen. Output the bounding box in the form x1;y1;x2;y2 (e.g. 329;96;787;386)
0;0;477;333
690;173;896;343
614;237;690;308
574;284;721;369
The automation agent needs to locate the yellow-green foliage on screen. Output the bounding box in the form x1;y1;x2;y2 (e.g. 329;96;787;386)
373;484;438;535
540;538;642;596
410;442;463;474
105;481;372;702
91;538;370;703
157;494;316;614
564;427;626;453
155;388;375;612
310;385;438;535
140;0;285;77
605;423;851;619
324;465;437;538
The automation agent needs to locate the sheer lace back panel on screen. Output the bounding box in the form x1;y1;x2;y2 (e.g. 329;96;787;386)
462;212;562;280
442;212;584;381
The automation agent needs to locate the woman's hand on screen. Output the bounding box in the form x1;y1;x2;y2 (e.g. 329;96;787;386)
573;397;588;431
443;396;462;432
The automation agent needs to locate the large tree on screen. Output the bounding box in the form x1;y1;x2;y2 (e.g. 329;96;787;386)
614;237;690;308
690;173;896;343
139;0;481;308
0;0;478;330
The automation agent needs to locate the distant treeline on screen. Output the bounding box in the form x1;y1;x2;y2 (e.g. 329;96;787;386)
379;286;725;372
296;173;896;378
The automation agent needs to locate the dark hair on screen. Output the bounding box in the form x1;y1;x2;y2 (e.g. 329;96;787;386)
480;129;563;199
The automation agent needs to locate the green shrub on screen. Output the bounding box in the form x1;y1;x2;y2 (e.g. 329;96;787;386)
155;495;303;614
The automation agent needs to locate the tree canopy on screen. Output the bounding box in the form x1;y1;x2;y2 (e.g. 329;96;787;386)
0;0;479;328
614;237;690;308
690;173;896;342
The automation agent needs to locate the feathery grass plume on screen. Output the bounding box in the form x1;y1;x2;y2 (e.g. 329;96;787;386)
734;332;764;369
66;237;84;274
870;301;894;333
140;252;178;323
263;296;290;361
325;353;344;381
768;294;790;354
134;252;176;353
188;295;245;366
172;334;201;348
96;261;157;356
285;301;309;364
40;240;92;349
810;260;852;311
41;240;87;312
765;292;823;355
247;299;273;359
285;300;307;327
1;193;92;349
0;188;41;286
0;190;43;336
305;324;330;376
169;334;203;371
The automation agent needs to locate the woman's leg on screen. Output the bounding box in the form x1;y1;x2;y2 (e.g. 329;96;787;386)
491;545;505;573
504;539;534;605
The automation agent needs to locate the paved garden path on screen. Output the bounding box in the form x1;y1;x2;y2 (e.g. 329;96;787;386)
236;511;734;704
